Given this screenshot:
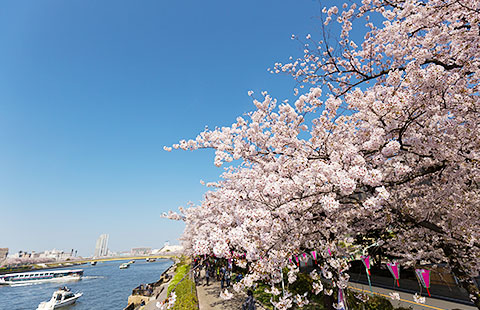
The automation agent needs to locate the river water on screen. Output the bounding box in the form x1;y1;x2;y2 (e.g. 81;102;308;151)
0;259;173;310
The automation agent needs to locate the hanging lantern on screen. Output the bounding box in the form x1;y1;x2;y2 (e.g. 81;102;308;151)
415;269;431;297
295;255;300;267
311;251;317;264
289;258;293;265
328;248;332;256
301;253;307;266
361;255;371;275
387;262;400;287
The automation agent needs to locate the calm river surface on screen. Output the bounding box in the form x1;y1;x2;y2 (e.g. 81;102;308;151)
0;259;173;310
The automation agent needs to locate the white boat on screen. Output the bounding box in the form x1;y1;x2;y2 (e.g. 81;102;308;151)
0;269;83;286
90;261;97;266
146;258;156;262
119;263;130;269
37;287;83;309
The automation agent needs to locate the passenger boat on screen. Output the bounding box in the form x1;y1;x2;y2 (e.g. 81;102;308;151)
128;260;135;264
146;258;156;262
119;263;130;269
90;261;97;266
37;287;83;309
0;269;83;286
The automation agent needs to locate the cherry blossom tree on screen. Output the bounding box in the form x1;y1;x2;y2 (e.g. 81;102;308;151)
165;0;480;308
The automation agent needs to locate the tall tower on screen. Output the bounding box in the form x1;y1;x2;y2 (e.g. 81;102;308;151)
94;234;109;257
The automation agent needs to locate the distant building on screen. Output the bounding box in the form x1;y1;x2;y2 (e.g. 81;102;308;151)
131;248;151;255
0;248;8;258
94;234;109;257
39;249;72;260
0;248;8;264
152;242;183;255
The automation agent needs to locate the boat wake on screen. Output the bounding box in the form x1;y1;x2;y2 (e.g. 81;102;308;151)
10;282;39;287
81;276;104;280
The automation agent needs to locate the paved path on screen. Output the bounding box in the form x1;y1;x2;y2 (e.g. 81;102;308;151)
349;282;477;310
196;279;267;310
197;280;245;310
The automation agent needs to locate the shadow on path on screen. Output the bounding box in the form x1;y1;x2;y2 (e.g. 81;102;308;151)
197;280;259;310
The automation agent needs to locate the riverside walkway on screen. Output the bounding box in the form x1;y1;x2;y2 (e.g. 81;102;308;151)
196;280;266;310
143;267;177;310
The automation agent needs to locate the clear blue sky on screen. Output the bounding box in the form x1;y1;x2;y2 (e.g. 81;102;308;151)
0;0;342;256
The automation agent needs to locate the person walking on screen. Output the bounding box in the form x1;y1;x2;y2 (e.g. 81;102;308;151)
225;268;231;287
242;290;256;310
194;268;199;285
205;267;210;286
220;266;226;289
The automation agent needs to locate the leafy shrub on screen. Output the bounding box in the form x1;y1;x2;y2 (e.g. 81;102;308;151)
172;278;198;310
167;263;190;295
166;259;198;310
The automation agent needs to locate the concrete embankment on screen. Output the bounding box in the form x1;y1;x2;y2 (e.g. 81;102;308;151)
124;258;178;310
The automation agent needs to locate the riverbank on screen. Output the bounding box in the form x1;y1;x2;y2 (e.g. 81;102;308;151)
124;256;200;310
124;257;177;310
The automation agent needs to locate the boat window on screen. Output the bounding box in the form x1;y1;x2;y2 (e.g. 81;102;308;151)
56;294;62;301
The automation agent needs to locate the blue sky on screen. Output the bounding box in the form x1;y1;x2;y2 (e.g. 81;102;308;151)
0;0;345;256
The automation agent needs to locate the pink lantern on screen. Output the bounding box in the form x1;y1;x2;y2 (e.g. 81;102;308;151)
361;255;371;275
387;262;400;287
295;255;299;267
303;253;308;266
311;251;317;264
328;248;332;256
289;258;293;265
415;269;431;297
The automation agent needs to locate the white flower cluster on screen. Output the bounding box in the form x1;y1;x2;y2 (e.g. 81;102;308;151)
271;293;293;310
413;293;426;304
294;292;309;307
265;285;281;296
219;289;233;300
287;265;299;284
156;292;176;309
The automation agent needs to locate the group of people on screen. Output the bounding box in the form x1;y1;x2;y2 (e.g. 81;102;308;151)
193;262;234;288
192;257;255;309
